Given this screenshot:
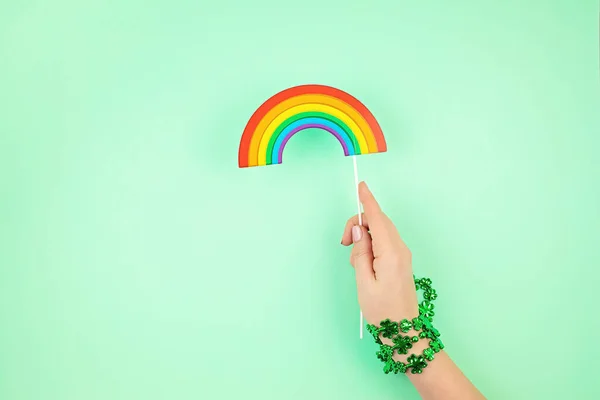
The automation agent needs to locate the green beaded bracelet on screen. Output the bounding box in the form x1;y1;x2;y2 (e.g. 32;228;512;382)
366;275;444;375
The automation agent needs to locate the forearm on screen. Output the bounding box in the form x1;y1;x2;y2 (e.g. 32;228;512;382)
407;350;485;400
380;335;485;400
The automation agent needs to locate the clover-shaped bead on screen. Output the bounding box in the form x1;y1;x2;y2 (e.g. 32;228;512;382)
419;301;435;319
421;315;433;329
429;339;444;353
425;330;438;340
366;324;382;344
366;324;379;335
419;278;432;289
376;344;394;362
421;319;440;339
420;301;434;313
392;334;413;355
419;331;427;339
411;317;423;331
380;319;399;339
429;325;440;339
424;289;438;301
399;319;412;333
383;359;395;374
394;361;407;374
407;354;428;374
423;348;435;361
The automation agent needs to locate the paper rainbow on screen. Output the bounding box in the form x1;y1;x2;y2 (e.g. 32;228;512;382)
238;84;387;167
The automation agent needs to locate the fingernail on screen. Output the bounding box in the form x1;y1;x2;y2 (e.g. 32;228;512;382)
352;226;362;243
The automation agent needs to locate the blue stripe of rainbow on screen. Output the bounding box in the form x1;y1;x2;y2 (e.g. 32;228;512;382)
271;117;357;164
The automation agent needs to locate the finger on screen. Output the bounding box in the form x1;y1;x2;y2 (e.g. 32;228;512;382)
359;181;400;251
359;181;384;225
341;213;369;246
349;225;375;286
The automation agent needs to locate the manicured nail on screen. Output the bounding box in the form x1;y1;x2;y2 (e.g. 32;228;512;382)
352;226;362;243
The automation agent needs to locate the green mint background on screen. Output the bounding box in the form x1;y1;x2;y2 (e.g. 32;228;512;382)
1;1;599;399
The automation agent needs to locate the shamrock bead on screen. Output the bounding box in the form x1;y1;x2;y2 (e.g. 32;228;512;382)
412;317;423;331
366;324;382;344
394;361;408;374
380;319;399;339
421;315;432;329
407;354;428;374
424;289;438;301
429;339;444;353
421;318;440;339
400;319;412;333
366;324;379;335
419;331;427;339
419;278;432;288
383;359;395;374
419;301;435;319
428;325;440;339
376;344;394;362
423;348;435;361
425;330;438;340
392;334;413;355
411;336;419;343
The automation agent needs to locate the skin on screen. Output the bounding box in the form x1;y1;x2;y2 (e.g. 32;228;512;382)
341;181;486;400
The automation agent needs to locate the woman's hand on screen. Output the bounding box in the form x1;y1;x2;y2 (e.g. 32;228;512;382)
341;181;419;325
342;182;486;400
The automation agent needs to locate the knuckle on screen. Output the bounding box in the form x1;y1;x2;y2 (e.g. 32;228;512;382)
348;213;363;223
351;248;370;266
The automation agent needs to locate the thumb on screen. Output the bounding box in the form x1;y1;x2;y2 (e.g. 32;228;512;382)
350;225;375;285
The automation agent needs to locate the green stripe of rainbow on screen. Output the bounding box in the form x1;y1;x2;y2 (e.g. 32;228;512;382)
238;84;387;167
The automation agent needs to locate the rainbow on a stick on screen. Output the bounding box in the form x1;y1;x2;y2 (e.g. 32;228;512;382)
238;84;387;167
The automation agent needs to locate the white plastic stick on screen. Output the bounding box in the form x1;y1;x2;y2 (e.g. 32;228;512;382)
352;155;364;339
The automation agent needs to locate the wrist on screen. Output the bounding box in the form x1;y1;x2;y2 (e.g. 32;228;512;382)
381;330;429;362
366;275;444;375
